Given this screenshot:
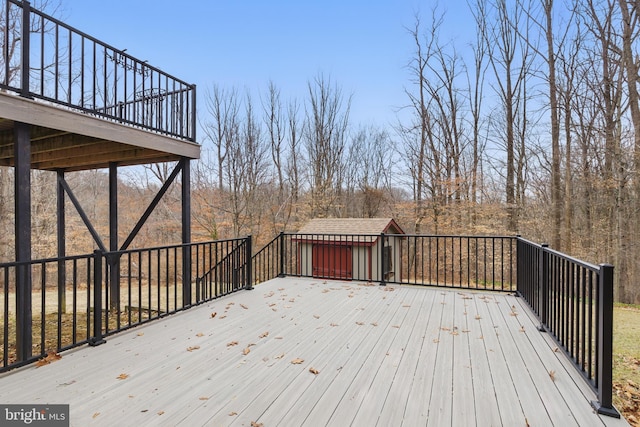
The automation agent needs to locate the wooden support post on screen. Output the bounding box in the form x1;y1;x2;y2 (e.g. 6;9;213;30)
181;158;192;307
14;121;32;361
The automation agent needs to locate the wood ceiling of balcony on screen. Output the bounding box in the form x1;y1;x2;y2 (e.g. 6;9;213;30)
0;92;200;172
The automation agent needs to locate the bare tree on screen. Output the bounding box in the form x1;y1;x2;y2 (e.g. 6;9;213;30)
303;74;351;217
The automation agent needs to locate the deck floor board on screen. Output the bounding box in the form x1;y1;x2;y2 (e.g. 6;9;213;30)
0;277;628;427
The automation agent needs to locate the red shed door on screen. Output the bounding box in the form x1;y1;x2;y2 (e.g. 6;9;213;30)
312;244;352;279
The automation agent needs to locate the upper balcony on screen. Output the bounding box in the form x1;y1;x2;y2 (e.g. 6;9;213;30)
0;0;199;171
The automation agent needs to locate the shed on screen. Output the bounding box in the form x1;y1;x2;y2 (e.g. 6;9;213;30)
294;218;405;282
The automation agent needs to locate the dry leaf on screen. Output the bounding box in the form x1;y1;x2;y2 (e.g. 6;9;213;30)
291;358;304;364
157;411;165;416
92;413;100;419
392;325;400;328
553;347;559;352
275;353;285;359
259;331;269;338
549;370;556;382
356;322;364;326
309;367;320;375
251;422;263;427
371;322;378;327
229;411;238;416
219;315;227;319
313;314;320;319
196;332;204;337
199;397;209;401
116;373;129;380
475;315;482;320
35;351;62;367
137;332;144;336
243;347;251;355
227;341;239;347
187;346;200;352
510;311;518;316
210;312;217;318
433;339;440;343
240;304;248;309
519;326;526;333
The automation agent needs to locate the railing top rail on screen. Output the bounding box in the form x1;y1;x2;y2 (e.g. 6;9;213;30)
0;252;94;269
516;236;601;272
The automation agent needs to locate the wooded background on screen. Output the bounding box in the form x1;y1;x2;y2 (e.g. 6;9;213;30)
1;0;639;304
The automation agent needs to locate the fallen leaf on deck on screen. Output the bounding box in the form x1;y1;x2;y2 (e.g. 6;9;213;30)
402;304;411;308
35;351;62;367
450;331;459;336
116;373;129;380
219;315;227;319
251;422;263;427
227;341;239;347
392;325;400;329
433;339;440;343
356;322;364;326
157;411;164;416
243;347;251;355
520;326;526;332
187;346;200;352
92;413;100;419
330;323;339;327
240;304;249;309
553;347;559;352
309;367;320;375
196;332;204;337
275;353;285;359
229;411;237;416
289;298;295;302
313;314;320;319
291;358;304;364
210;312;217;318
441;327;451;331
259;331;269;338
510;311;518;316
371;322;378;326
475;315;482;320
199;397;209;400
137;332;144;336
322;289;330;293
549;370;556;381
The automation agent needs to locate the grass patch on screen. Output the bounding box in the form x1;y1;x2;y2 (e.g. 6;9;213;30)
613;304;640;426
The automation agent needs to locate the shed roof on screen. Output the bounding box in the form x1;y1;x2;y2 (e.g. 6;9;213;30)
296;218;404;236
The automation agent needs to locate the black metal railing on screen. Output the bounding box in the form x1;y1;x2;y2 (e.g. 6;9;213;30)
0;237;251;372
516;237;618;418
252;232;517;291
1;231;618;417
0;0;196;140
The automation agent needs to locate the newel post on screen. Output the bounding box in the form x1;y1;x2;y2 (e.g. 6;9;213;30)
592;264;620;418
538;243;549;331
379;233;386;286
89;250;106;346
245;235;253;290
279;232;285;277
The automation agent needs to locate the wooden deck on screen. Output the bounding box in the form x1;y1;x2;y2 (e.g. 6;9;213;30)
0;278;629;426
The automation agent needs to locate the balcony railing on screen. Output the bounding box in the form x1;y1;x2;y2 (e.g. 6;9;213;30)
0;0;196;140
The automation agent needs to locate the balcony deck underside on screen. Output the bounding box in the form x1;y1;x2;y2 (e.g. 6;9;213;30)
0;92;200;171
0;278;627;427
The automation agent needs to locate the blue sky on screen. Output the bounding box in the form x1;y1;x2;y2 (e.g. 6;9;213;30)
61;1;476;134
